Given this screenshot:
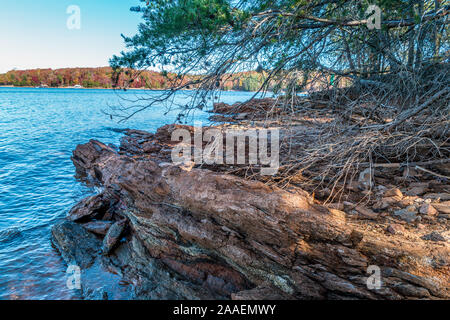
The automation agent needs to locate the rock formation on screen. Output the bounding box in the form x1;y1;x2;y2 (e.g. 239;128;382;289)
51;126;449;300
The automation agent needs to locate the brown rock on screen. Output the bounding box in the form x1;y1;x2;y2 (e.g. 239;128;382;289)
384;188;403;198
431;202;450;214
82;221;114;236
393;206;418;223
397;197;416;208
419;203;438;216
382;196;402;207
102;220;126;255
406;186;427;196
409;182;430;188
387;224;405;235
68;193;111;221
424;193;450;201
355;206;378;219
373;199;390;210
56;134;450;300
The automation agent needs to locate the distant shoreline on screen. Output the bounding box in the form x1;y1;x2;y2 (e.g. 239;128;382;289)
0;85;178;91
0;67;265;92
0;85;255;92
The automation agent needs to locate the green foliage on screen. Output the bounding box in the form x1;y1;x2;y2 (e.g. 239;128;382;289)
107;0;448;105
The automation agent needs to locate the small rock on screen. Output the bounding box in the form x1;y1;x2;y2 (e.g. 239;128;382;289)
392;283;430;298
355;206;378;219
423;193;450;201
386;224;405;235
397;197;416;208
409;182;429;188
384;188;403;198
405;186;427;196
393;206;418;223
431;201;450;214
419;203;438;216
102;220;127;255
374;195;401;210
421;232;446;242
373;199;390;210
82;221;114;236
385;196;402;204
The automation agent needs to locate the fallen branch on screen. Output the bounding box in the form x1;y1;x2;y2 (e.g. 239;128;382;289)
359;159;450;169
415;165;450;179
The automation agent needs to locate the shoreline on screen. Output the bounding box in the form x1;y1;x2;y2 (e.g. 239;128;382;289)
50;103;450;300
0;85;173;91
0;85;258;93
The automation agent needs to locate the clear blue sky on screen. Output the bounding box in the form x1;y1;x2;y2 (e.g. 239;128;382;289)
0;0;142;73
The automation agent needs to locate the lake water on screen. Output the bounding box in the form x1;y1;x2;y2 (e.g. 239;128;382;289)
0;87;259;300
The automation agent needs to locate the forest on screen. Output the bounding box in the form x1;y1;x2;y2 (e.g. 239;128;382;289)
0;67;265;91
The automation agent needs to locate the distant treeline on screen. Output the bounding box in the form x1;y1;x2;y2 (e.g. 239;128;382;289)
0;67;265;91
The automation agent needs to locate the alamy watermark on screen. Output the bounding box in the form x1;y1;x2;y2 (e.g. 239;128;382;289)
366;265;382;290
66;265;81;290
171;123;280;176
67;5;81;30
366;5;382;30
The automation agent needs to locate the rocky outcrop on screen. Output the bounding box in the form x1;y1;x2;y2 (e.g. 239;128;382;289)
51;127;449;300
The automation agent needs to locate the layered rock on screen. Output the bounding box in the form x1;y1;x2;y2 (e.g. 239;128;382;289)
52;127;449;300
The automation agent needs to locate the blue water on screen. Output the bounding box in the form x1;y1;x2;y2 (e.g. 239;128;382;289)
0;87;258;300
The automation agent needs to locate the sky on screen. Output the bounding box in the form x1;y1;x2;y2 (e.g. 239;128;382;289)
0;0;143;73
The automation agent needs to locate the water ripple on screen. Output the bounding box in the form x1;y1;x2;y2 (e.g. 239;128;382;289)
0;227;22;243
0;87;259;299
